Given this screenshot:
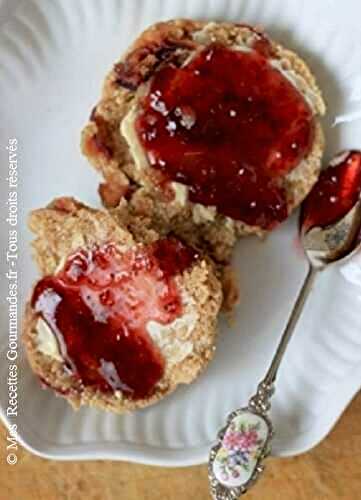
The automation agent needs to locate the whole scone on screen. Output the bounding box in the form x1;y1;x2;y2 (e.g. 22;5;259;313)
22;197;222;413
81;20;326;262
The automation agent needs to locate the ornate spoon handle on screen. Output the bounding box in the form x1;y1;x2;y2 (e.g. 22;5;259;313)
209;266;318;499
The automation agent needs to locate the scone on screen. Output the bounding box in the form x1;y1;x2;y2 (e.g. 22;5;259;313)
22;197;222;413
81;20;326;262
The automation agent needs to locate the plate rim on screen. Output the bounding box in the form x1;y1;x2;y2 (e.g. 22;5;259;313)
1;361;360;465
1;0;361;466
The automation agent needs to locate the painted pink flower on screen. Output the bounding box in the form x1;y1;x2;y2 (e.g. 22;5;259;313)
223;431;241;450
238;430;258;450
224;430;259;451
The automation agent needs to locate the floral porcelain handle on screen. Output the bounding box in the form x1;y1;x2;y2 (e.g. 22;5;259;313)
208;267;318;499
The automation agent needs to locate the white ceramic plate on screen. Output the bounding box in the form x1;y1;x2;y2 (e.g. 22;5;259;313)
0;0;361;466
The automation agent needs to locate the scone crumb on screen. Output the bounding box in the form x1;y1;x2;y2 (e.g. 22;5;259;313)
221;265;240;311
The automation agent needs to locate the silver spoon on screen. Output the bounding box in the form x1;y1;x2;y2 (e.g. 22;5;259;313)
208;151;361;500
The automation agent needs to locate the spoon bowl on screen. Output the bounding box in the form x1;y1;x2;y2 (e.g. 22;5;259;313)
301;199;361;268
300;150;361;268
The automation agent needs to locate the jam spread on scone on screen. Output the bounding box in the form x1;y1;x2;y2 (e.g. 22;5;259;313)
302;151;361;231
136;44;315;229
31;239;198;399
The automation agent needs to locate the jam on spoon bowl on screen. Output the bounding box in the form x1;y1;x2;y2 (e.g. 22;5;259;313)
208;151;361;499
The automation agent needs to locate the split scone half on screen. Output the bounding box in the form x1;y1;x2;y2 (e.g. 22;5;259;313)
22;197;222;413
81;20;326;263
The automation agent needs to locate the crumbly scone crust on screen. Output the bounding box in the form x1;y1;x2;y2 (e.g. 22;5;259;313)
23;197;222;413
111;191;239;309
81;20;326;262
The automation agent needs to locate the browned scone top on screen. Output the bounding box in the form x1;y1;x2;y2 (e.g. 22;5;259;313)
22;197;222;414
82;20;207;204
81;20;326;263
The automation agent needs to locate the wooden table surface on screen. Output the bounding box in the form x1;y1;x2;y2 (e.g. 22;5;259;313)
2;393;360;500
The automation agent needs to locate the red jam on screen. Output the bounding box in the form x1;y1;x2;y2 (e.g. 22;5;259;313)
301;151;361;232
32;239;197;399
136;44;315;229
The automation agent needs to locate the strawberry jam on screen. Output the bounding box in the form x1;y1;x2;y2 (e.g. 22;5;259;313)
301;151;361;232
135;44;315;229
31;239;197;399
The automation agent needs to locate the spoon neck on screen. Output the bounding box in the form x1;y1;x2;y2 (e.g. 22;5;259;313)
250;265;318;414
